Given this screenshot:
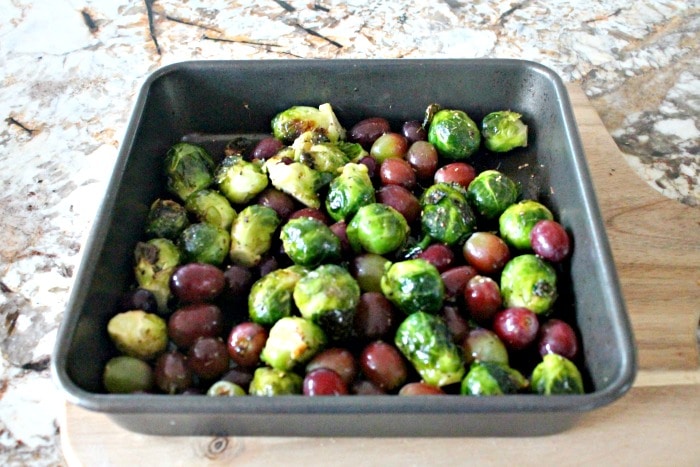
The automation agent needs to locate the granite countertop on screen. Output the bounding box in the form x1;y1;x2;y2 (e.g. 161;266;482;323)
0;1;697;465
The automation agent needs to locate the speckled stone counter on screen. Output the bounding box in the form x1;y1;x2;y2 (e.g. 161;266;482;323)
0;1;697;465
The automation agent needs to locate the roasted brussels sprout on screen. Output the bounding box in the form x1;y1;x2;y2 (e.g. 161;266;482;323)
215;155;269;205
420;182;477;246
260;316;327;371
145;199;189;240
164;142;215;201
280;217;341;267
248;266;306;326
292;131;350;179
530;353;584;395
293;264;361;341
178;222;230;266
394;311;465;387
184;189;236;231
134;238;181;313
107;310;168;360
500;254;557;315
481;110;528;153
271;103;346;144
467;170;520;219
229;205;280;267
248;367;303;396
207;381;247;396
380;259;445;315
102;355;154;394
427;108;481;160
346;203;410;255
460;361;528;396
325;163;375;222
499;200;553;250
264;150;323;208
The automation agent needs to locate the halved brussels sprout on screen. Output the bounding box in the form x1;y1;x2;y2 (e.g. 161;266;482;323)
229;205;280;267
395;311;465;387
481;110;528;153
346;203;410;255
380;258;445;315
460;361;529;396
215;155;269;205
134;238;181;313
264;150;323;209
499;200;553;250
420;182;477;246
325;163;375;222
178;222;230;266
260;316;327;371
500;254;557;315
530;353;584;395
467;170;520;220
248;367;303;396
164;142;215;201
184;189;237;231
271;103;346;144
107;310;168;361
145;199;189;240
427;108;481;160
249;266;307;326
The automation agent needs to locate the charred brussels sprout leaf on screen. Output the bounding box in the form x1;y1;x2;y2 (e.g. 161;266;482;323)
381;259;445;315
293;264;360;341
325;163;375;222
107;310;168;361
229;205;280;267
102;355;154;394
164;143;215;201
427;109;481;160
467;170;520;220
531;354;584;395
271;103;346;144
248;266;307;326
260;316;327;371
248;367;303;396
264;150;323;208
184;189;236;231
460;361;529;396
215;155;269;205
481;111;528;153
395;311;465;387
500;254;557;315
280;217;341;267
134;238;181;313
145;199;189;240
346;203;410;255
178;222;230;266
420;182;477;246
499;200;553;250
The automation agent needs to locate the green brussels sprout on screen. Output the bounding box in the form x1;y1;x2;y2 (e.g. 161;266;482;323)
144;199;189;240
481;110;528;153
178;222;230;266
107;310;168;360
102;355;154;394
499;200;553;250
500;254;558;315
248;367;303;396
427;108;481;160
207;381;247;396
467;170;520;220
530;353;584;395
280;217;341;267
292;131;350;180
346;203;410;255
229;205;280;267
271;103;346;144
336;141;369;162
381;259;445;315
248;266;306;326
460;361;529;396
293;264;361;341
134;238;181;313
184;189;237;231
394;311;465;387
264;151;323;208
325;163;376;222
420;182;477;246
164;142;215;201
215;155;269;205
260;316;327;371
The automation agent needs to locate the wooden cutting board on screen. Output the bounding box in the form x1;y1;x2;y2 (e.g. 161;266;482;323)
60;86;700;466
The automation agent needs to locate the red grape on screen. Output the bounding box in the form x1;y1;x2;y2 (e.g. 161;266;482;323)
463;232;511;275
168;303;224;349
251;137;284;160
376;185;421;224
257;187;296;219
303;368;349;396
401;120;427;144
464;275;502;323
227;322;268;368
537;318;579;360
399;382;445;395
405;141;438;180
306;348;358;386
441;305;470;344
370;133;408;163
492;307;540;351
440;265;478;299
154;350;193;394
434;162;476;189
379;158;417;190
170;263;225;303
530;220;571;262
417;243;454;273
354;292;397;340
349;117;391;149
187;336;230;380
360;341;408;391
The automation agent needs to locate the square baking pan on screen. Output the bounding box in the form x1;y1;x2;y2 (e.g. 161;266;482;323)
52;59;636;437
